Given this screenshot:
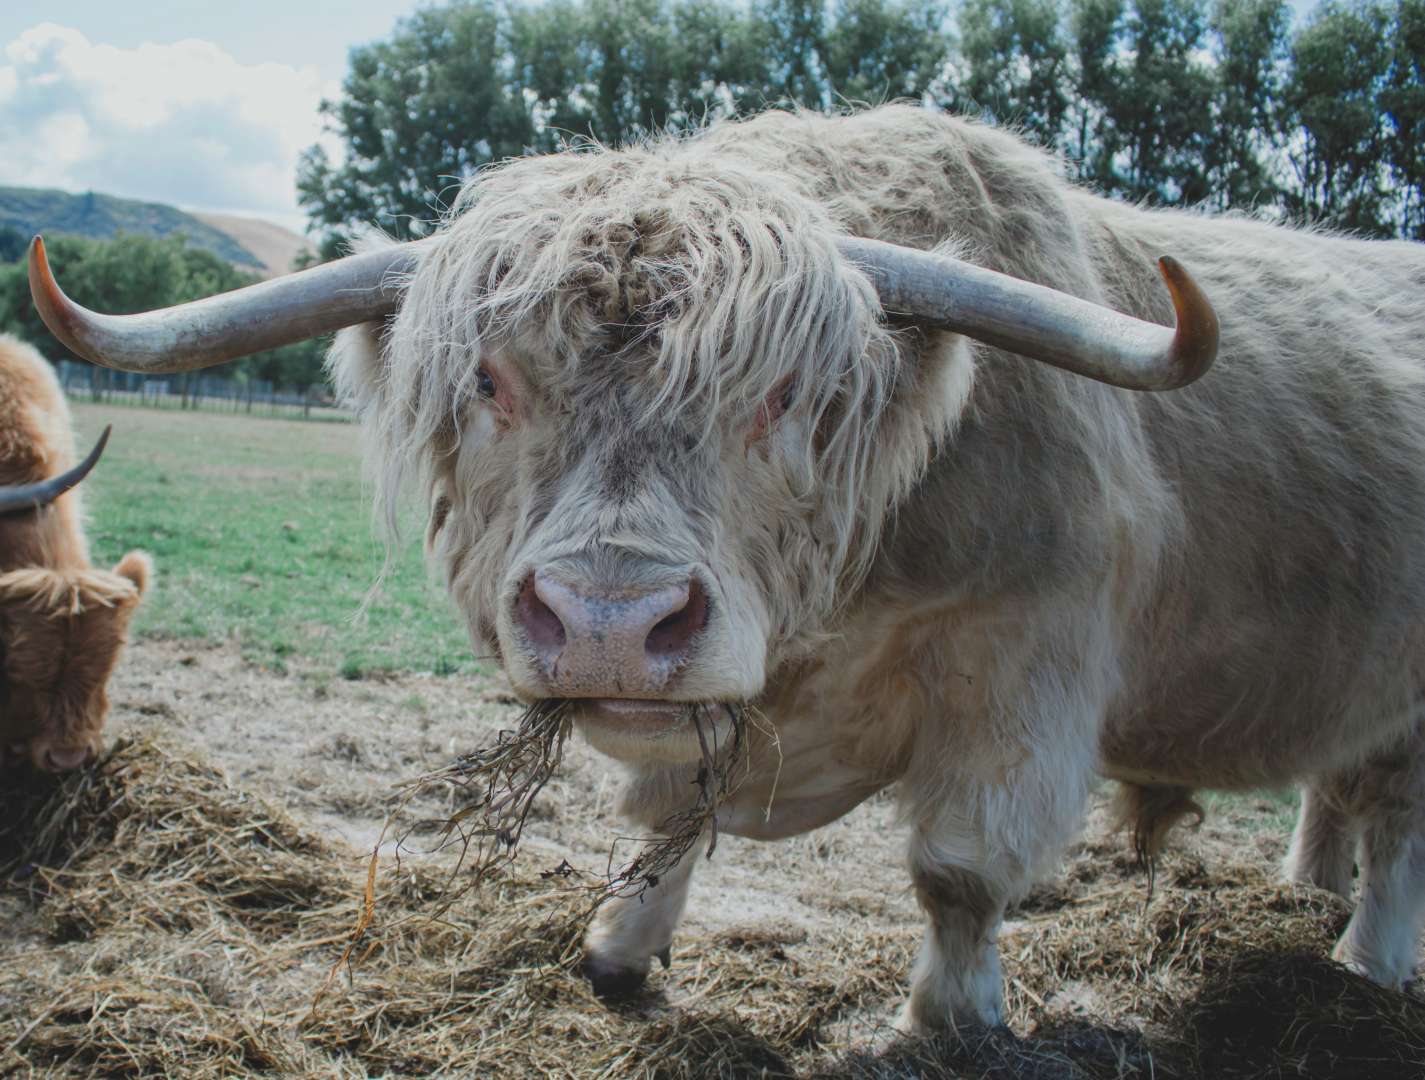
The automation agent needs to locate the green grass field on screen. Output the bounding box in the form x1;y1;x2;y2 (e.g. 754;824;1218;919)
73;403;477;679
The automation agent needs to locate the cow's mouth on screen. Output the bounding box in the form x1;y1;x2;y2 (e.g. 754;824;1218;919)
579;697;695;729
567;698;732;763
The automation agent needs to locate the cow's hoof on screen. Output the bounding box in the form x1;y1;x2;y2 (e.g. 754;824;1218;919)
893;991;1004;1037
1332;939;1410;989
583;953;650;999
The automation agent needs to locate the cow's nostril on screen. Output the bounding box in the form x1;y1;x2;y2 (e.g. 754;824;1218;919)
516;569;708;692
516;574;567;656
44;745;90;771
645;578;708;662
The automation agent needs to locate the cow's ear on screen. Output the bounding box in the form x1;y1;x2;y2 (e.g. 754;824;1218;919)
113;551;152;596
327;321;388;416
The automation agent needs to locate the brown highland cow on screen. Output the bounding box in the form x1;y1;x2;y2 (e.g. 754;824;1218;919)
0;334;150;772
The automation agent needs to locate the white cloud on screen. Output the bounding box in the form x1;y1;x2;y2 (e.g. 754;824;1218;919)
0;24;341;224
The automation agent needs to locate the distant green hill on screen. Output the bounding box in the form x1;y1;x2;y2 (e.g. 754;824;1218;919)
0;186;262;269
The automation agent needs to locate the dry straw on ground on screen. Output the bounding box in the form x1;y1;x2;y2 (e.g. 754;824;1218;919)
2;737;1422;1078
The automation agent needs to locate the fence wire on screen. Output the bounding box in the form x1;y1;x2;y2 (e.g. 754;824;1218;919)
56;360;349;423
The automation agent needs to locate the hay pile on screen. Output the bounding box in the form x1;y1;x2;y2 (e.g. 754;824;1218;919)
2;739;1422;1078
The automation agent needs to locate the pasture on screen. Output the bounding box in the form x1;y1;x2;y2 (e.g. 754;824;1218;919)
68;404;476;680
1;405;1421;1078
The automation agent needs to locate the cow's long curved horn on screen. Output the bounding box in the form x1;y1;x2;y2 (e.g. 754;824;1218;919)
31;229;1216;392
837;236;1217;391
28;236;424;374
0;425;111;515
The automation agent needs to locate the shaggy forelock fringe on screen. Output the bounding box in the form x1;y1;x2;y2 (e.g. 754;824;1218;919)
0;567;139;616
343;125;910;595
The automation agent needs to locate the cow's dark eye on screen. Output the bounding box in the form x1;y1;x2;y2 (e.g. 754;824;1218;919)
476;366;496;399
748;376;796;446
766;376;795;423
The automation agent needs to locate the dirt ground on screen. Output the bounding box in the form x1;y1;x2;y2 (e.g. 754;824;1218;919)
100;639;923;943
2;637;1423;1078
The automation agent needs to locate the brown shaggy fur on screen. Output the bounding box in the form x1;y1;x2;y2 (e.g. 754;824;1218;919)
0;335;150;771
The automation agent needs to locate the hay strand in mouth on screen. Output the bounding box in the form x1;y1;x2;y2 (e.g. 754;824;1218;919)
592;704;749;911
315;699;571;999
385;698;573;913
335;701;751;977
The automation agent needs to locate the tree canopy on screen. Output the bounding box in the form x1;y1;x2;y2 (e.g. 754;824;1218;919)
2;0;1418;396
301;0;1425;247
298;0;957;253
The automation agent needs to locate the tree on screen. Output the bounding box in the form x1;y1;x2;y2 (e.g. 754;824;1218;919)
0;226;26;265
1202;0;1291;212
819;0;951;105
297;1;543;257
1065;0;1126;184
574;0;769;135
300;0;954;249
1109;0;1216;204
1384;0;1425;237
296;0;1425;249
956;0;1070;147
1060;0;1217;203
755;0;829;104
298;0;764;257
1282;1;1394;235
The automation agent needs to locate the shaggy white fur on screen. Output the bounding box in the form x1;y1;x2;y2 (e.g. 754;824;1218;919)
331;105;1425;1031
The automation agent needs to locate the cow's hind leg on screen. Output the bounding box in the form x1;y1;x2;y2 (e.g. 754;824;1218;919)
1331;725;1425;987
1284;782;1358;899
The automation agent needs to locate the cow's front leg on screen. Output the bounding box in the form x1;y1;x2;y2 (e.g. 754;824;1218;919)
583;840;700;997
900;838;1007;1031
895;710;1098;1033
582;762;706;997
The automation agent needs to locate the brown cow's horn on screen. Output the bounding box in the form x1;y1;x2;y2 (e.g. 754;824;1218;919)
836;237;1218;391
30;229;1217;392
28;235;425;374
0;425;111;515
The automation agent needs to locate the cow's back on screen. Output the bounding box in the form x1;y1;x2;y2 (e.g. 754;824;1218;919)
711;107;1425;788
1100;214;1425;786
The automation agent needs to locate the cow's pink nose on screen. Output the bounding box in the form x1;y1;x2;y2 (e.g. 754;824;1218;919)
514;570;708;695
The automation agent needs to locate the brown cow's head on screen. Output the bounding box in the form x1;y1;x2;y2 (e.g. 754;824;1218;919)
0;551;151;771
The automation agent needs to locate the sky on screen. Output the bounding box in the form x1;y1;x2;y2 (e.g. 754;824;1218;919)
0;2;424;233
1;1;1325;237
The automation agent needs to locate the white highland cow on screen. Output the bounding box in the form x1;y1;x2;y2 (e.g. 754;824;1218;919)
29;106;1425;1031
